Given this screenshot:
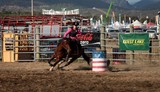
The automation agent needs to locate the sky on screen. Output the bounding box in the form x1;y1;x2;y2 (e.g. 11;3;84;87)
127;0;141;4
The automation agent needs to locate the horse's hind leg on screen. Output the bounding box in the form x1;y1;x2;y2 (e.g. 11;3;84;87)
82;49;91;65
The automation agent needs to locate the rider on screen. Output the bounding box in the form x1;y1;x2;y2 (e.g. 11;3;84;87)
63;21;81;47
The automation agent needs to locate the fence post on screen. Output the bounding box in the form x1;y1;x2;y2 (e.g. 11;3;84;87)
159;33;160;61
14;34;18;62
35;26;40;61
100;25;106;51
130;24;134;64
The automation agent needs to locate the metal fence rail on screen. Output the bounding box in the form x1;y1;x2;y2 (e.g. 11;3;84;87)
13;31;61;62
1;25;160;63
11;26;97;62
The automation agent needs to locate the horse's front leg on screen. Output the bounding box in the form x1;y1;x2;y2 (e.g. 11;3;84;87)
60;57;78;69
64;47;71;62
65;53;70;62
49;58;62;71
48;54;56;67
57;59;65;70
59;53;70;70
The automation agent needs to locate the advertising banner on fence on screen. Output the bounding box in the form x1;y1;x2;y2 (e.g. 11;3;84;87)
119;33;149;50
77;32;100;47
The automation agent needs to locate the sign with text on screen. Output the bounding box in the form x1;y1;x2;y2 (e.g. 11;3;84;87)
42;9;79;15
119;33;149;50
77;32;100;47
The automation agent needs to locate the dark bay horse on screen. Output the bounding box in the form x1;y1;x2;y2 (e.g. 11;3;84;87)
48;38;91;71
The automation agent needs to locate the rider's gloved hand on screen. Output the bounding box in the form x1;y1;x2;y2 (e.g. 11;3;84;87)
63;37;66;39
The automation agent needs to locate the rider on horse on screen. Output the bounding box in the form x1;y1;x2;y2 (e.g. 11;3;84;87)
63;22;82;48
48;22;91;70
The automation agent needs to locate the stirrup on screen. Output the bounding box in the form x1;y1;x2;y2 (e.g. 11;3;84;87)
73;45;79;55
76;44;79;55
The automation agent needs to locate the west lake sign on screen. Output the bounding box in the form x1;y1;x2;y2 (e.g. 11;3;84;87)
119;33;149;50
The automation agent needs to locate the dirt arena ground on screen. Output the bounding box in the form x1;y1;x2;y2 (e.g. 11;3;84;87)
0;61;160;92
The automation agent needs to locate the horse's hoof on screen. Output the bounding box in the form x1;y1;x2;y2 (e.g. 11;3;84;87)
49;67;54;71
58;67;65;70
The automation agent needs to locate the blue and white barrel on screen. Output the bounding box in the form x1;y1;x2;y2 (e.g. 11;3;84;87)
92;51;107;72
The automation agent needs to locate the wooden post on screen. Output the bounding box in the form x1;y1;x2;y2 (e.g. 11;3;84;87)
2;32;14;62
100;25;107;60
100;25;105;51
157;12;160;62
159;33;160;61
130;24;134;64
35;26;40;61
149;40;152;62
14;34;18;62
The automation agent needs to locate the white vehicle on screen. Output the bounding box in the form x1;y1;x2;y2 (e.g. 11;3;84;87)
106;29;120;39
146;30;157;39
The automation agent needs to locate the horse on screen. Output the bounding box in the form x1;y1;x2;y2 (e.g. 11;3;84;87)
48;38;91;71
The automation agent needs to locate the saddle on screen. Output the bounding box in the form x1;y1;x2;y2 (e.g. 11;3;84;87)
70;40;81;55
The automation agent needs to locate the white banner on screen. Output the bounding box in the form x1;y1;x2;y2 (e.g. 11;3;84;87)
42;9;79;15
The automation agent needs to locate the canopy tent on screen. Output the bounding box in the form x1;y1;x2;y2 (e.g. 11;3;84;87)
132;20;143;28
113;21;122;29
146;22;156;29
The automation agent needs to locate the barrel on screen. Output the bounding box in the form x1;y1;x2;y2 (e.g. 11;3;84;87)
92;51;107;72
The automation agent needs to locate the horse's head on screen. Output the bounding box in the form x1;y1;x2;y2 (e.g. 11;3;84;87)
63;37;71;42
61;38;72;53
62;38;71;46
55;38;71;52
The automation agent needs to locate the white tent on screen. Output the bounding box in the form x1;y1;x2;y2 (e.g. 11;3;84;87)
132;20;143;28
113;21;122;29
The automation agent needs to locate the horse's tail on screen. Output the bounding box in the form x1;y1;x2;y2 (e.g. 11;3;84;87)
82;52;91;65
